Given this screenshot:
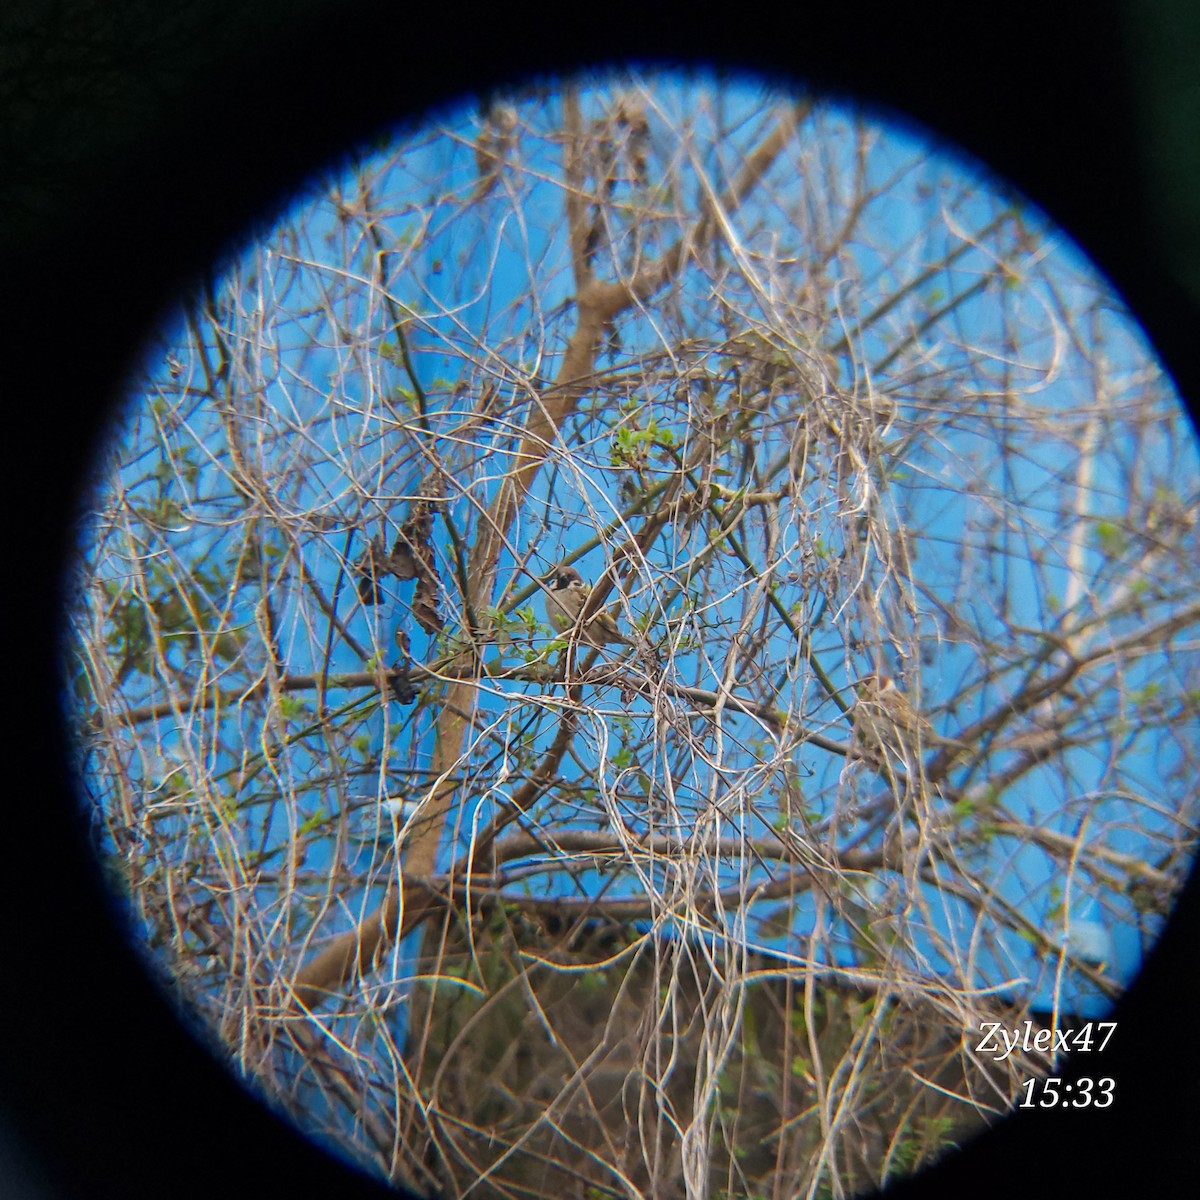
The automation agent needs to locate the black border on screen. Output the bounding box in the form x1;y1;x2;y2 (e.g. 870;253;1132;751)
3;3;1198;1198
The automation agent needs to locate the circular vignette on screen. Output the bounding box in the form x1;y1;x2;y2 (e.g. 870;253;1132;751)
5;5;1200;1200
69;70;1200;1200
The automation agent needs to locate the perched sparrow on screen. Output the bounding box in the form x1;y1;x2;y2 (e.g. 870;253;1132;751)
853;673;963;755
543;564;635;648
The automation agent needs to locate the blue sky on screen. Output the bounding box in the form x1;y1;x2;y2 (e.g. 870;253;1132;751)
74;72;1199;1037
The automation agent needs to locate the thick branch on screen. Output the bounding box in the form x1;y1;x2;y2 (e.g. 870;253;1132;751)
289;102;805;1006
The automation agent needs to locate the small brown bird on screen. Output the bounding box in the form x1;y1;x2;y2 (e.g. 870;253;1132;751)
543;564;635;648
853;673;965;756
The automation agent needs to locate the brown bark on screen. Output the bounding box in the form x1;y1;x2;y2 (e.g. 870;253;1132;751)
288;101;804;1010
